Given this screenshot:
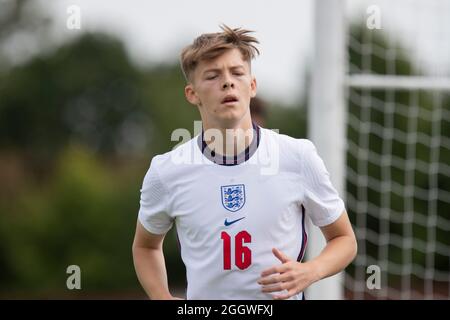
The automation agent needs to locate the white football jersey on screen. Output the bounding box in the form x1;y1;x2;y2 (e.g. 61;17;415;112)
138;124;346;300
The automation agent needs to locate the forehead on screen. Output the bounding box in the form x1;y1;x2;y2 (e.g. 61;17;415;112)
196;48;250;73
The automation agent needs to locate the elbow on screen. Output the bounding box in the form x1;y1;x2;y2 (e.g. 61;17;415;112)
131;242;138;260
132;239;143;258
350;233;358;262
132;237;137;252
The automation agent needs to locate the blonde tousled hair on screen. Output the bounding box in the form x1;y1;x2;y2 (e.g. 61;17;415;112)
180;24;260;82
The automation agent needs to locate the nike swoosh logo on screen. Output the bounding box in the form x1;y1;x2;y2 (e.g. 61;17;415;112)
224;216;245;226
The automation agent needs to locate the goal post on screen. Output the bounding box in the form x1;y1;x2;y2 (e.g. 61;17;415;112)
306;0;347;300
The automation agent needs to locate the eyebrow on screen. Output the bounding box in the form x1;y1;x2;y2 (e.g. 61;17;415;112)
202;65;246;74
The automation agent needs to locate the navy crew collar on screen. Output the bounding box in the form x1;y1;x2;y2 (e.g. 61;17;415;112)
197;122;261;166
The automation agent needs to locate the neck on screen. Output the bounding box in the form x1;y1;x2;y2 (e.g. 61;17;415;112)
202;117;254;157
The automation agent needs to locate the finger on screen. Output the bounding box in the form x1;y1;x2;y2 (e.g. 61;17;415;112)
272;248;291;263
260;264;289;277
273;289;297;300
258;273;291;286
261;282;294;293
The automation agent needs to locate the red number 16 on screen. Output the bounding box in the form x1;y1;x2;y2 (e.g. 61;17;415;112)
221;230;252;270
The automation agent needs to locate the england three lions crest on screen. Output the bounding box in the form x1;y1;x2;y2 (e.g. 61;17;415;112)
221;184;246;212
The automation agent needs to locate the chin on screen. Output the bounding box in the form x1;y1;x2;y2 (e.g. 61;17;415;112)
217;113;246;127
209;104;246;125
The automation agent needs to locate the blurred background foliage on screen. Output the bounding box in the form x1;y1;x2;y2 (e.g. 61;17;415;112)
346;24;449;287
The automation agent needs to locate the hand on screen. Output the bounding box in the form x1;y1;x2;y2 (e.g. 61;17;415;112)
258;248;320;300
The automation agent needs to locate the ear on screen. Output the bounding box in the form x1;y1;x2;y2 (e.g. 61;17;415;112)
185;83;201;106
250;77;257;98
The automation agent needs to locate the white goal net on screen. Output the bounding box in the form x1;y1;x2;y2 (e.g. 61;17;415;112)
344;0;450;299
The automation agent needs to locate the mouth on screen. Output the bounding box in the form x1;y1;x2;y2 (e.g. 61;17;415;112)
221;95;239;104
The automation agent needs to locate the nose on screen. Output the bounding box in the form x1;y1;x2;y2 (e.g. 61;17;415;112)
222;74;234;90
222;81;235;89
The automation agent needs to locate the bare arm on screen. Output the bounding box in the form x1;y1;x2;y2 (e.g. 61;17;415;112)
258;210;357;299
132;221;178;300
311;210;358;281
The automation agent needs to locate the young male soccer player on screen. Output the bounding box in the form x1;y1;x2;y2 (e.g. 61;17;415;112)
132;25;357;300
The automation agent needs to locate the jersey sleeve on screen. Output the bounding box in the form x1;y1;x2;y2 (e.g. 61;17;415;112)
300;139;346;227
138;157;173;234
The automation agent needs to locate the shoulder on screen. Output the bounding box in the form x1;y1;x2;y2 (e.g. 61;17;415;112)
261;127;315;160
261;127;313;147
147;135;198;177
